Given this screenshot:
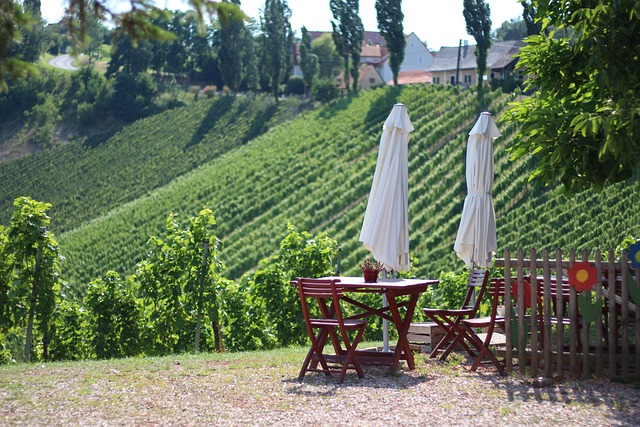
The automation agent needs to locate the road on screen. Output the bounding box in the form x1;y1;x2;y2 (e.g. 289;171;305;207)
48;54;78;71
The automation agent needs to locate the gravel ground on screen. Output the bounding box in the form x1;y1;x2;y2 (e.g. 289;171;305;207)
2;351;639;426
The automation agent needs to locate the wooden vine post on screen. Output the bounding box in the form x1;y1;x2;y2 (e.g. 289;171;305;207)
24;242;43;363
194;239;210;353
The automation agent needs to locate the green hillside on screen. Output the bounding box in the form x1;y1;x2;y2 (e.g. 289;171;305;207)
50;84;639;298
0;95;306;234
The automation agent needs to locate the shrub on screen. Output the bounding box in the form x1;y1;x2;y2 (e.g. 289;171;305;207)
311;78;339;103
285;76;304;95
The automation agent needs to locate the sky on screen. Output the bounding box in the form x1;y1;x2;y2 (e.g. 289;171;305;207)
40;0;524;50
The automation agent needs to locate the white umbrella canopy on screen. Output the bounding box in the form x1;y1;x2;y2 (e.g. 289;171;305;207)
359;103;413;272
454;112;501;269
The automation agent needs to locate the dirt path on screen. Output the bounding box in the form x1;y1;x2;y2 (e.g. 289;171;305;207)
48;54;77;71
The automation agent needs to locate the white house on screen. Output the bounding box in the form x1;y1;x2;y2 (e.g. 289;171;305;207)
379;32;434;83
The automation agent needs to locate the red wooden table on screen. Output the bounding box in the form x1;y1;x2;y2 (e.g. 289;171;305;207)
318;276;438;372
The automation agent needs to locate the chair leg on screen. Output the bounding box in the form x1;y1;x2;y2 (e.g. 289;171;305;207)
339;326;366;384
461;323;506;375
299;328;331;381
427;317;454;358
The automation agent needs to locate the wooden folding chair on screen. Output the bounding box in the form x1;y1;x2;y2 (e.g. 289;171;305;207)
460;277;507;374
295;278;366;384
422;269;490;361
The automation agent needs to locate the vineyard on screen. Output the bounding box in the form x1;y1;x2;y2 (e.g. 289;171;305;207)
2;84;639;300
0;95;307;234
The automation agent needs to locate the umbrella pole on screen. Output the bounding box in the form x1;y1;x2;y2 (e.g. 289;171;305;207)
382;270;390;352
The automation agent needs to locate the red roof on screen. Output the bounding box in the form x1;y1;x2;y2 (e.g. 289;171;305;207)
387;70;432;85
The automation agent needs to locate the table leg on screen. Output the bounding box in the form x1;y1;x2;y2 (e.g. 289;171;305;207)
387;291;419;372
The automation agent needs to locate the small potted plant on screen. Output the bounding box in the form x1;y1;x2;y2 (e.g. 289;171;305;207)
360;257;383;283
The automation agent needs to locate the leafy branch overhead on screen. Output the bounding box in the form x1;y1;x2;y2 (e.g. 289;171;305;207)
505;0;640;194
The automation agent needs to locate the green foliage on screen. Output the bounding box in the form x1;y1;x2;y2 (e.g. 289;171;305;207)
505;0;640;193
311;78;339;103
494;18;528;41
251;224;338;347
432;270;470;310
285;76;304;95
330;0;364;93
260;0;293;101
24;93;60;146
3;197;62;362
463;0;492;89
218;4;245;94
63;66;109;126
219;275;274;351
48;300;89;361
0;1;38;92
311;33;342;79
109;72;157;121
132;209;222;355
84;272;141;359
299;26;319;94
375;0;405;86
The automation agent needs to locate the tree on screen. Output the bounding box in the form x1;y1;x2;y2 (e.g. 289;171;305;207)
4;197;62;362
330;0;364;93
521;0;542;36
505;0;640;194
106;31;153;76
260;0;293;101
108;72;157;121
375;0;405;87
311;33;342;79
494;18;527;41
463;0;492;90
9;0;47;63
218;0;245;94
299;26;319;96
239;22;259;92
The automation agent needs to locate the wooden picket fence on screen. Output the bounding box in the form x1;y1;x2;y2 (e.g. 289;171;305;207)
495;247;639;380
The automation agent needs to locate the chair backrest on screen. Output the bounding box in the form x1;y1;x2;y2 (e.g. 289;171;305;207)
461;269;490;315
295;277;348;332
511;277;542;311
488;277;507;317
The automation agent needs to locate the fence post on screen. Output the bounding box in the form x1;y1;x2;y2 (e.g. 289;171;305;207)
607;250;617;379
581;248;590;378
542;249;553;378
504;248;513;373
568;249;578;378
594;249;604;377
516;247;526;374
621;249;630;378
529;248;539;373
555;248;564;376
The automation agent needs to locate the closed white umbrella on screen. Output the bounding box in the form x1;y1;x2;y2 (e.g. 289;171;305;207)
454;112;501;269
360;103;413;272
360;103;413;350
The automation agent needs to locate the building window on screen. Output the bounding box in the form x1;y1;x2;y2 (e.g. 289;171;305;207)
450;75;456;84
433;76;440;84
464;74;471;84
419;57;423;64
369;77;375;84
410;42;414;48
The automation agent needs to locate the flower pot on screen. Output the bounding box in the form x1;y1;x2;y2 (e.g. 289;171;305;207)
363;270;379;283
